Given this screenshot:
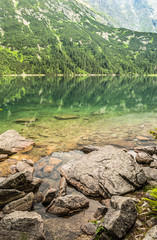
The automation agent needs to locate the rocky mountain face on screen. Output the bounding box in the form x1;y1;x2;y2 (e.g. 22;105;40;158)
81;0;157;32
0;0;157;74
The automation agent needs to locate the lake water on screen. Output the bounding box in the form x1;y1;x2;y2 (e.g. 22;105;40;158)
0;76;156;153
0;75;157;239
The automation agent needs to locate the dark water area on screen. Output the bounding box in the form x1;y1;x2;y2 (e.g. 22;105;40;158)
0;75;157;239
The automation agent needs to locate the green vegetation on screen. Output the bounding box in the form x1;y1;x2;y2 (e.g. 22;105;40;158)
0;0;157;75
150;129;157;139
145;188;157;216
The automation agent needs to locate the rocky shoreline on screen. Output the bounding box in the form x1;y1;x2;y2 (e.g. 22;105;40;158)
0;130;157;240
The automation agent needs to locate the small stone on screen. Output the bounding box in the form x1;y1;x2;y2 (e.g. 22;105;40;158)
135;219;143;228
146;217;157;228
143;225;157;240
150;160;157;169
48;157;62;166
134;146;156;155
46;195;89;216
43;165;54;173
0;154;8;162
81;145;101;154
81;222;97;235
42;188;57;205
146;190;157;201
16;161;35;174
136;152;154;164
22;159;34;167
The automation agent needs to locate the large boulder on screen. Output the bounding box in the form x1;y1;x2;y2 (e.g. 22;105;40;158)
0;171;42;193
0;130;35;155
46;194;89;216
102;196;137;239
0;189;25;207
143;225;157;240
3;192;34;214
60;146;146;198
0;211;45;240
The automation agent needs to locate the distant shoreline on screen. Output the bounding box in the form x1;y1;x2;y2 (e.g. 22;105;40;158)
1;73;157;77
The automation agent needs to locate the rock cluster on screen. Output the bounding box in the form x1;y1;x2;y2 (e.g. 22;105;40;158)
0;159;44;240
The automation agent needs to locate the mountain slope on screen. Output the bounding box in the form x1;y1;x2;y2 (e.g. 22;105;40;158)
81;0;157;33
0;0;157;75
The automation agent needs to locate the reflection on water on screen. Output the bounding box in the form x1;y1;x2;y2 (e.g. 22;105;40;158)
0;76;157;154
0;76;157;239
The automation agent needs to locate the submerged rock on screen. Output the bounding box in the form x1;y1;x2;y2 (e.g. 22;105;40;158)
60;145;146;198
0;130;35;155
0;211;45;240
3;192;34;214
46;195;89;216
54;114;79;120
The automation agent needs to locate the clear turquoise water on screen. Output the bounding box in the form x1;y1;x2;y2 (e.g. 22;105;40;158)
0;75;157;153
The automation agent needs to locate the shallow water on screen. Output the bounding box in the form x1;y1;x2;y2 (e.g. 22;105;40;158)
0;75;157;239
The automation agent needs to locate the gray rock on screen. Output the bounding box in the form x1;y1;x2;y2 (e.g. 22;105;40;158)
136;152;154;164
3;192;34;214
103;196;137;239
0;171;42;193
46;194;89;216
16;161;35;174
143;225;157;240
134;146;156;155
33;192;43;204
42;188;57;205
0;211;45;240
142;167;157;183
60;146;146;198
81;222;97;235
150;160;157;169
0;212;4;220
22;159;34;167
0;189;25;207
94;207;108;220
0;177;5;184
0;130;35;155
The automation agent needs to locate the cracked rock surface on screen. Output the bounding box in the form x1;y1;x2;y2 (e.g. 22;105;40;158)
60;145;146;197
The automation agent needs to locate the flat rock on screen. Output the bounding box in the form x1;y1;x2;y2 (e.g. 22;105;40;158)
0;178;5;184
0;154;8;162
46;195;89;216
0;189;25;207
54;114;79;120
0;211;45;240
48;157;62;165
136;136;150;141
0;171;42;193
60;146;146;198
43;165;54;173
3;192;34;214
134;146;156;155
15;118;37;124
16;161;35;174
143;225;157;240
136;152;154;164
102;196;137;239
0;130;35;155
